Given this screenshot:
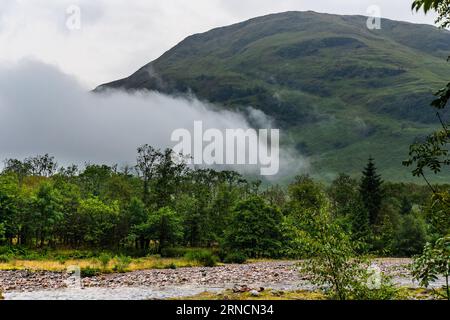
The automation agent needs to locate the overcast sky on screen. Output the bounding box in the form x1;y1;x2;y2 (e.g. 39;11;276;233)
0;1;441;175
0;0;438;88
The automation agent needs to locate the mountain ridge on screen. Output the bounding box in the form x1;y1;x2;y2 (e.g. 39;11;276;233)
97;11;450;182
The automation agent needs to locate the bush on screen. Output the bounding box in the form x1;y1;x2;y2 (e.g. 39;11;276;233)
0;246;11;255
57;256;67;265
298;207;397;300
412;236;450;300
165;263;177;270
352;280;398;300
97;253;111;269
0;254;11;263
80;267;102;278
223;252;247;264
112;255;132;273
184;249;218;267
161;247;188;258
394;214;428;257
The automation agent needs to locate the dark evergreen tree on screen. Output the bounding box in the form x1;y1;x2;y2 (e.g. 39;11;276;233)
360;158;384;226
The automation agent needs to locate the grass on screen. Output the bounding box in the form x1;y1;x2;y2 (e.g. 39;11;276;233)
395;287;448;300
177;287;443;300
0;249;201;273
175;289;326;300
0;256;199;273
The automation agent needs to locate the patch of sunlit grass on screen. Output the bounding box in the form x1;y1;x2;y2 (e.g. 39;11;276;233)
0;256;199;273
175;289;327;300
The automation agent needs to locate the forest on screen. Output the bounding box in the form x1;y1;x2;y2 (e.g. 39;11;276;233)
0;147;447;260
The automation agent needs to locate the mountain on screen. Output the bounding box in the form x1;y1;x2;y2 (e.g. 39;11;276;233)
97;11;450;183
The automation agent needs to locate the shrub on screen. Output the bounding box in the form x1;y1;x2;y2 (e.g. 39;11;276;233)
113;255;132;273
223;252;247;264
0;254;11;263
57;256;67;265
412;236;450;300
298;208;397;300
165;263;177;270
97;253;111;270
185;249;218;267
161;247;187;258
0;246;11;255
80;267;102;278
352;279;399;300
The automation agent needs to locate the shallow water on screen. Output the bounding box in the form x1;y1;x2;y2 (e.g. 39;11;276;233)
5;285;222;300
4;282;311;300
4;278;446;300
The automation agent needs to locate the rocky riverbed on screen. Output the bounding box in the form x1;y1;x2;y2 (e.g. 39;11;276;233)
0;259;441;300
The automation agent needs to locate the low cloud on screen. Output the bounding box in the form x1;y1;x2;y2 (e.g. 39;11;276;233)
0;60;307;179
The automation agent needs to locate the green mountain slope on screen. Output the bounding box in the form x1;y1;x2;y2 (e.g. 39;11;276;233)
97;11;450;183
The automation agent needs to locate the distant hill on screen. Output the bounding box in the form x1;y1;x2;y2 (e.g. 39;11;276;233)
97;11;450;183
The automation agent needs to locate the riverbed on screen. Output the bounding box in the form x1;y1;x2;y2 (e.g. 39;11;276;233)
0;259;443;300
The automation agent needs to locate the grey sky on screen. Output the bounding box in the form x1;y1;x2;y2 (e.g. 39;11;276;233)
0;0;438;88
0;1;439;176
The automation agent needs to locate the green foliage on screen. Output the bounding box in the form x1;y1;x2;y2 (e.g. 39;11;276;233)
412;236;450;300
0;253;12;263
112;255;132;273
81;266;102;278
184;249;218;267
282;176;331;257
136;146;187;208
0;148;261;254
287;175;327;216
394;214;428;256
145;207;184;252
425;191;450;238
78;197;120;247
413;0;450;28
224;196;283;258
297;208;396;300
370;205;401;255
329;174;370;245
0;223;5;243
360;158;384;226
97;253;111;270
0;174;20;245
13;181;66;248
223;252;247;264
405;1;450;300
0;147;445;263
160;247;189;258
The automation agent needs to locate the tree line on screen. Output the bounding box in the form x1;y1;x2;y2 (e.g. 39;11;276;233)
0;146;447;259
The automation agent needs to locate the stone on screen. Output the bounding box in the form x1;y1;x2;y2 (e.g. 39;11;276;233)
249;290;260;297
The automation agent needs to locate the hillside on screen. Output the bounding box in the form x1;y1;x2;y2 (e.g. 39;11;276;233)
97;11;450;183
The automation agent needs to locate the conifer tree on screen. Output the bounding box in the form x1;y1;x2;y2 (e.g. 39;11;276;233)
360;158;384;226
